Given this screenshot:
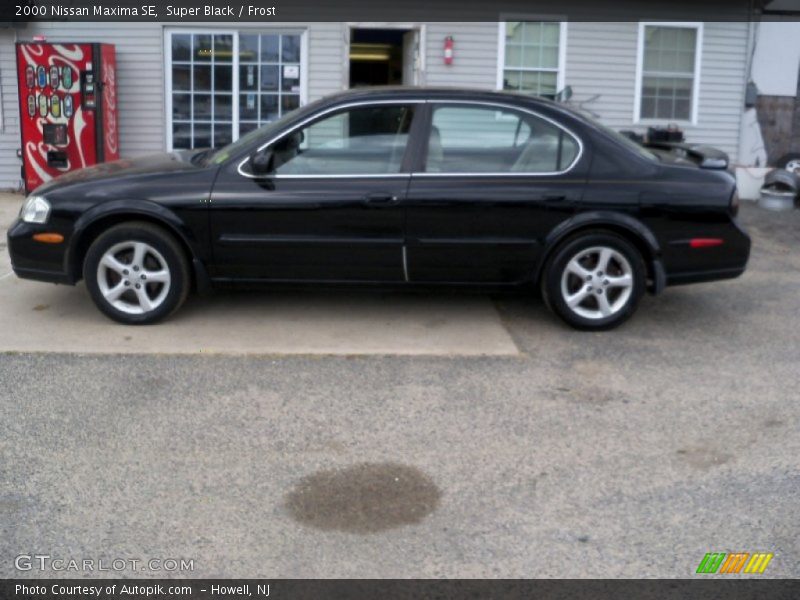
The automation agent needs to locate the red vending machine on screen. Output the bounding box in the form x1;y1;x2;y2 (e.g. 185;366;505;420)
16;41;119;193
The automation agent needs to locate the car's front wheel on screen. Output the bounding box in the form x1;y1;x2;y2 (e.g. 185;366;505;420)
83;222;190;324
543;232;646;330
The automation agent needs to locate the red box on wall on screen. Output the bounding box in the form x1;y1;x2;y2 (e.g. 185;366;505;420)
16;42;119;193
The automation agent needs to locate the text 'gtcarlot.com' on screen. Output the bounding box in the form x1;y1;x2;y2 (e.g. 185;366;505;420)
14;554;194;572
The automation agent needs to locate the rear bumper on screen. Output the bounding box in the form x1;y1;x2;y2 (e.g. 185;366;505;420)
7;219;76;285
661;217;751;287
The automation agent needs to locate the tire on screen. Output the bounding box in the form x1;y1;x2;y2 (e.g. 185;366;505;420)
83;222;190;325
542;231;646;331
763;168;800;192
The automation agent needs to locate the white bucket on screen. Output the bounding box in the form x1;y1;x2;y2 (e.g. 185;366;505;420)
736;167;772;201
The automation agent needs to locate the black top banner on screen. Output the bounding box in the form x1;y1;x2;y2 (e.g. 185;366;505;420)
2;579;800;600
1;0;794;23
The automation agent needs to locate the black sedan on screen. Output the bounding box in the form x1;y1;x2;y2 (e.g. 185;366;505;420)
7;87;750;330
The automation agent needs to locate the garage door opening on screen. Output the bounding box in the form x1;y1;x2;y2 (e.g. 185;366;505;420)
349;27;420;88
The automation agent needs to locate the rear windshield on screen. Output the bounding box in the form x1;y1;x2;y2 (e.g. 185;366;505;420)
561;105;657;162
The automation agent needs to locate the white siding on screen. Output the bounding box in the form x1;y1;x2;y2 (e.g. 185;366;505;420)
0;20;748;189
0;29;21;190
423;22;498;89
565;22;748;160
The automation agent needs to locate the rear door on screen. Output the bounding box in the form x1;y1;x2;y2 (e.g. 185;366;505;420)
405;101;586;283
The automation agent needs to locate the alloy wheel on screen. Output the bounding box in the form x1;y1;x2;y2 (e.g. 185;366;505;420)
96;241;171;315
559;245;634;320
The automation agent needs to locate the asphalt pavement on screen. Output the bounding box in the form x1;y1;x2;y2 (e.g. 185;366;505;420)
1;194;798;578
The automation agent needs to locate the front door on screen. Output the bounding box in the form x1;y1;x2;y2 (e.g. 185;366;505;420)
405;102;586;283
208;102;420;282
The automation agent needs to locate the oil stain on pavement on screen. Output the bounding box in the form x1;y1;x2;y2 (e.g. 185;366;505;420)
285;462;441;534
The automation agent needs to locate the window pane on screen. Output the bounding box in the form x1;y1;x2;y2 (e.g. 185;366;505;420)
172;65;191;91
193;65;211;91
194;124;211;148
282;94;300;114
282;35;301;62
522;22;542;45
273;105;415;175
214;65;233;91
506;22;524;44
260;66;279;91
214;35;233;63
214;124;232;147
172;122;191;149
261;35;279;62
172;35;191;61
193;94;212;120
239;34;259;62
260;94;279;122
240;93;258;120
542;23;560;45
194;35;212;62
427;105;575;173
214;94;232;120
240;64;258;91
172;94;191;120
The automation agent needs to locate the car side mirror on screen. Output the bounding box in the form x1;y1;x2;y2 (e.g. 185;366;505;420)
250;149;274;176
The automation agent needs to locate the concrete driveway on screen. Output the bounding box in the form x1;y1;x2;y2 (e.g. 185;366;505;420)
0;193;516;356
1;192;798;578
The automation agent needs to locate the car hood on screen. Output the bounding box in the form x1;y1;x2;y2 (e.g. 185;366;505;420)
33;150;208;194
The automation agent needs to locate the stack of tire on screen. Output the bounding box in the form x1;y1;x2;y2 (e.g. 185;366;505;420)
759;157;800;211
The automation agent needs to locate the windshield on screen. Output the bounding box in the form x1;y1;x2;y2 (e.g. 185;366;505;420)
206;104;309;165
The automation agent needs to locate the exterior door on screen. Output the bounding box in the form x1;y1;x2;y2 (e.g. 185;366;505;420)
405;102;586;283
208;102;419;282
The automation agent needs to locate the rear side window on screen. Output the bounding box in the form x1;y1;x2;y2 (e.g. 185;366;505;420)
425;105;579;174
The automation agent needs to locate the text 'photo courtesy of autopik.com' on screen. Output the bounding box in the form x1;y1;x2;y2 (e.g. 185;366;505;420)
1;0;799;598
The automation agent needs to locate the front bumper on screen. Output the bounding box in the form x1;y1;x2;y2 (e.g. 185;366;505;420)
7;218;75;284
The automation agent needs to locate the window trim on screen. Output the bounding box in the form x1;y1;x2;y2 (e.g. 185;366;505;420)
496;19;567;98
236;99;583;179
164;27;308;151
418;100;583;177
634;21;703;126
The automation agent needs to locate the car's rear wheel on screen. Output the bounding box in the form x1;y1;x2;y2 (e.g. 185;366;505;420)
543;232;645;330
84;222;190;324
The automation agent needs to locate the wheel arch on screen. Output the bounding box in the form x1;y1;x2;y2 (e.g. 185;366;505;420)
67;201;202;285
535;212;665;293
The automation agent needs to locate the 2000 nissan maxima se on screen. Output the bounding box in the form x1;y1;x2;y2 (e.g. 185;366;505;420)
8;87;750;330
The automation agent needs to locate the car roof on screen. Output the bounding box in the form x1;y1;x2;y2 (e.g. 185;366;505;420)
318;85;559;108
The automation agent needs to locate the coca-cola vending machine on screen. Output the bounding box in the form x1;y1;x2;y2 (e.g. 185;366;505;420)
16;41;119;193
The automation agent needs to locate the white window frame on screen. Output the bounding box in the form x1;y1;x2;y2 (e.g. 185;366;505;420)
164;27;308;151
634;21;703;126
496;19;567;97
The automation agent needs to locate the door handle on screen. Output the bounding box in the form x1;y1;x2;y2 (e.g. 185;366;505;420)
363;193;400;206
542;194;567;202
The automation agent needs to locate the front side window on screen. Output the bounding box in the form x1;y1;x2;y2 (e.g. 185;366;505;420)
425;105;579;174
500;21;563;99
269;104;415;176
638;24;700;122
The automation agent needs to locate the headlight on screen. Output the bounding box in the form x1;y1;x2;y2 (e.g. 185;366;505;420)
20;195;51;224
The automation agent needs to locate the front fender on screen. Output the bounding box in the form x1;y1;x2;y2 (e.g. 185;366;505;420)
66;199;202;279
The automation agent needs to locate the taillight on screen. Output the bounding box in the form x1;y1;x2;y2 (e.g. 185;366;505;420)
730;191;740;217
689;238;724;249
